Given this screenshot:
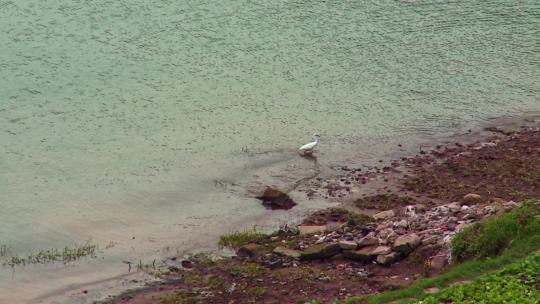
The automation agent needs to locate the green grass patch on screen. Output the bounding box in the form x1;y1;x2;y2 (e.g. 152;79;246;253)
358;199;540;304
230;262;266;276
246;286;267;297
419;253;540;303
305;299;354;304
190;252;216;268
219;229;268;248
182;274;204;285
207;276;225;289
452;200;540;261
191;252;216;268
160;294;184;304
160;291;202;304
181;274;225;290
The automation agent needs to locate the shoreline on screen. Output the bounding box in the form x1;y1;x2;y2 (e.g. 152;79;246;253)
102;114;540;304
1;114;537;304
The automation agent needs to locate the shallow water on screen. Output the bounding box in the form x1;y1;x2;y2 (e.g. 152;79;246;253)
0;0;539;302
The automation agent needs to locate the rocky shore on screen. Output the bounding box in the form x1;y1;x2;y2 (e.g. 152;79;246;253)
106;120;540;304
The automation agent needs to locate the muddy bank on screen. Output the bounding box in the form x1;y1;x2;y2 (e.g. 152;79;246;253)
106;120;540;304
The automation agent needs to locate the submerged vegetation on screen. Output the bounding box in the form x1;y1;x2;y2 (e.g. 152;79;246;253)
1;240;98;267
0;244;11;258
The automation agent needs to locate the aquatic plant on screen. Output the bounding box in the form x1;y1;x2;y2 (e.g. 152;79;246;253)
0;244;11;257
136;259;157;272
1;240;98;267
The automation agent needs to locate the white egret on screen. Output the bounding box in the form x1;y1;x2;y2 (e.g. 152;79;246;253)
299;133;320;155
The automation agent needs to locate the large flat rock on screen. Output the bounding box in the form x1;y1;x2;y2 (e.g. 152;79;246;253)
297;225;327;235
343;245;391;262
376;252;401;265
273;246;301;259
393;233;421;254
300;243;340;261
373;210;395;220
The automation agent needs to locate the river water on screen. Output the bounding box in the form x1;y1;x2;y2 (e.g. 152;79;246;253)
0;0;539;303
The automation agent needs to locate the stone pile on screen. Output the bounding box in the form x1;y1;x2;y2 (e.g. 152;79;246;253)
239;193;520;270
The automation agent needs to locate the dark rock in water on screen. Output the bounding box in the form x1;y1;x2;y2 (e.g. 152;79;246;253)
181;260;193;268
257;187;297;210
168;265;180;272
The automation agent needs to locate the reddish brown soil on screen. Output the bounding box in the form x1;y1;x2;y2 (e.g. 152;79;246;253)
107;255;420;304
402;128;540;202
353;194;417;210
302;208;370;226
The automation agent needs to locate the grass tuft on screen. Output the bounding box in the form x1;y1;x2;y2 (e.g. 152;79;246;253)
0;244;11;258
219;229;268;248
160;291;201;304
246;286;267;297
182;274;204;285
230;262;266;276
1;240;98;267
418;253;540;303
452;199;540;261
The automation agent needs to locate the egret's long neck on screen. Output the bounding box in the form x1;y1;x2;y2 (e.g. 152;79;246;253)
313;136;318;143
